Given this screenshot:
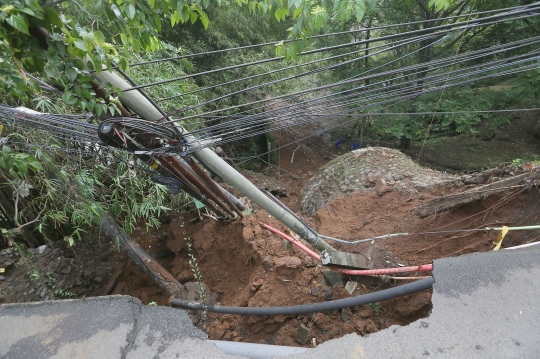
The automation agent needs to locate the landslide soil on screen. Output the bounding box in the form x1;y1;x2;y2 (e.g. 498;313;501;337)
3;117;539;348
96;120;540;347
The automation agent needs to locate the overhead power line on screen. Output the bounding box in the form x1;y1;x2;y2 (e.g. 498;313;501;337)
123;5;540;93
126;2;540;68
183;54;540;145
173;36;540;135
164;32;540;125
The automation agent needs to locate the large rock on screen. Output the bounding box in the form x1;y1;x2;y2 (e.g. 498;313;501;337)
300;147;458;216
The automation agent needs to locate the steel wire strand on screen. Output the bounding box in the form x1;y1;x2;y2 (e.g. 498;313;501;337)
210;42;540;129
126;3;540;85
230;68;536;166
294;55;540;121
128;2;539;68
159;31;451;124
183;50;540;142
155;32;449;104
169;29;540;124
126;7;540;94
192;33;540;123
227;60;540;143
0;107;100;142
184;33;534;131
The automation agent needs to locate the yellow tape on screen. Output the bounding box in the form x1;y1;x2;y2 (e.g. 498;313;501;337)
0;125;3;136
150;162;159;169
493;226;509;250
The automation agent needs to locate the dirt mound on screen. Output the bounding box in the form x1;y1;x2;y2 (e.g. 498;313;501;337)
300;147;459;216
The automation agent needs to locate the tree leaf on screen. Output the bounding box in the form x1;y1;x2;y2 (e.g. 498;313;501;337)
65;67;77;82
125;4;136;20
73;39;88;51
93;30;105;46
120;33;129;46
198;9;209;29
354;0;366;22
6;14;30;35
43;7;63;28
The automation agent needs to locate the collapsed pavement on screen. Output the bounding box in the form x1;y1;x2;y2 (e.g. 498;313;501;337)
1;245;538;359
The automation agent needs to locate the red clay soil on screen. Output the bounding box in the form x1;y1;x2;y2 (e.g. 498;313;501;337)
109;127;540;347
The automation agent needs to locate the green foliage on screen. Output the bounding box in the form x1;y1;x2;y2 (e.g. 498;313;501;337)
0;0;215;113
368;302;381;316
182;215;208;324
0;144;43;180
0;0;376;114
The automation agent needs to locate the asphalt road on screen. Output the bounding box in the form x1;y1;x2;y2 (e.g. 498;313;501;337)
1;246;539;358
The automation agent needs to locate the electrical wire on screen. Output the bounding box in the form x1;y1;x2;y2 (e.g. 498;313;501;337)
229;62;536;165
168;33;540;126
124;5;540;93
155;32;445;104
127;2;539;68
170;277;434;315
183;53;540;147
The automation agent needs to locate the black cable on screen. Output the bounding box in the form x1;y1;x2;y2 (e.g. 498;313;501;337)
232;64;538;164
157;32;446;120
169;32;540;124
223;60;539;145
154;33;434;104
170;277;434;315
125;7;540;93
181;48;540;142
127;2;540;68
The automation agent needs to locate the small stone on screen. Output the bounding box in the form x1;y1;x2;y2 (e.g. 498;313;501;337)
342;307;352;322
355;319;379;335
37;245;47;255
345;281;357;294
209;324;227;340
295;324;310;344
40;288;47;298
307;171;314;176
274;256;302;273
323;290;333;301
0;276;5;281
61;266;72;274
376;186;394;196
310;285;320;296
322;270;344;288
27;288;35;295
358;309;372;318
263;255;273;270
263;323;279;334
302;257;317;267
462;175;478;184
94;276;103;283
250;278;264;292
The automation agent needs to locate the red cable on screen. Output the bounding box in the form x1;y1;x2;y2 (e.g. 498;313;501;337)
260;222;433;275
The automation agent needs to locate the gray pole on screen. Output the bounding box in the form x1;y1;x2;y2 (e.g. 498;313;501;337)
97;70;334;252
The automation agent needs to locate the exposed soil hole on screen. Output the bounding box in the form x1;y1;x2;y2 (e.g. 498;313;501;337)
103;124;540;347
2;119;538;348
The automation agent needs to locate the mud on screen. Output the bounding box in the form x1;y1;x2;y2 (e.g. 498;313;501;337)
105;126;540;347
2;119;539;348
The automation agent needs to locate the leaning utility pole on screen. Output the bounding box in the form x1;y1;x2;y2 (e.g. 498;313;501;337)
96;70;336;253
